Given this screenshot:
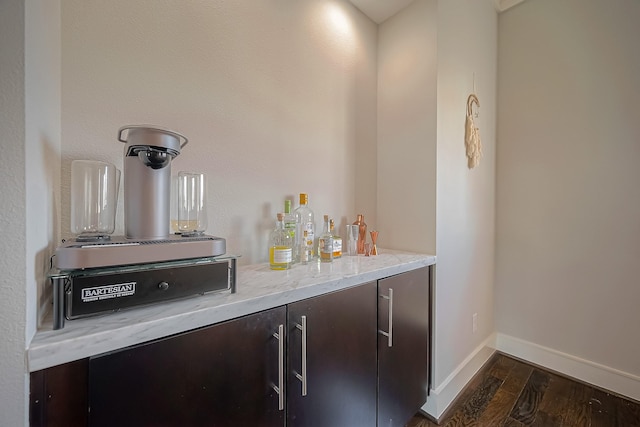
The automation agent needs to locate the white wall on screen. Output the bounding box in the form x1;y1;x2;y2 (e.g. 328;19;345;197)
0;2;376;425
26;0;62;344
0;2;28;424
427;0;498;418
60;0;378;265
377;0;437;254
1;1;62;425
496;0;640;400
376;0;497;419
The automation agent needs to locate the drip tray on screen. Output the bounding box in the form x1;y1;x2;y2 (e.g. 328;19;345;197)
54;234;226;270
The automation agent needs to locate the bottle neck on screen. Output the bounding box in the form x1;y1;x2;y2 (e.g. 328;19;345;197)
276;219;285;230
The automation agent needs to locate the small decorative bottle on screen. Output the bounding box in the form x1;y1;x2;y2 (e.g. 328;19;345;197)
283;199;298;263
269;213;293;270
318;215;334;263
353;214;367;255
330;218;342;259
299;230;311;264
295;193;315;258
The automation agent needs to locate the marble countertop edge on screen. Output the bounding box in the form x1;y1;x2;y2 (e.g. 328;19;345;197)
28;250;435;372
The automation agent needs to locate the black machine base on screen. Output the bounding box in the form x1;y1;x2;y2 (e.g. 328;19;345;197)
50;256;236;330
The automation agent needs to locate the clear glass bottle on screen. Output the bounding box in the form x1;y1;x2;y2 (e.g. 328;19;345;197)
283;199;298;263
353;214;367;255
269;213;293;270
299;230;311;265
319;214;334;263
294;193;315;258
330;218;342;259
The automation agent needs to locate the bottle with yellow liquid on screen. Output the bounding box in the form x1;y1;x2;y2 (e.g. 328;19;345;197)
330;218;342;259
283;199;298;263
269;213;293;270
318;215;334;263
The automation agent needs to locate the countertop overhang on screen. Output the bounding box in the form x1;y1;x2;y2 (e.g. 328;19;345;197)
28;249;436;372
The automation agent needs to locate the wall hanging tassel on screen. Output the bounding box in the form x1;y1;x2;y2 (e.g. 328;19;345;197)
465;93;482;168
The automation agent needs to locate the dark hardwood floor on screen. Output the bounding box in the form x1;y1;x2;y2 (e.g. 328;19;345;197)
406;352;640;427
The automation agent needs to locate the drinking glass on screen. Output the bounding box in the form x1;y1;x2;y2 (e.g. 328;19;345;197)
346;224;359;256
172;172;207;235
71;160;120;240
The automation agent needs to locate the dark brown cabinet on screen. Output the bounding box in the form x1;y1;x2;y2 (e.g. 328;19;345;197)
30;358;88;427
378;267;431;427
87;282;378;427
30;267;431;427
89;306;286;427
287;281;378;427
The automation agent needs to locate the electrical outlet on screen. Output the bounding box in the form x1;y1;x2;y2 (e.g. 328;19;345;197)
472;313;478;333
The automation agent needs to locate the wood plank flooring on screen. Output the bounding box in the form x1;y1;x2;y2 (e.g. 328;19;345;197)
406;353;640;427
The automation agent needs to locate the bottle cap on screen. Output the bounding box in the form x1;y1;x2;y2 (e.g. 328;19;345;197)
277;213;284;221
284;199;292;213
299;193;308;205
324;214;329;221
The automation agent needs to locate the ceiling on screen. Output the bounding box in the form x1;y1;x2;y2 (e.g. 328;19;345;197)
348;0;526;24
348;0;416;24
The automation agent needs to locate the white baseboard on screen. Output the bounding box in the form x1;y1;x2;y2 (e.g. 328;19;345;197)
420;332;640;421
421;333;497;420
496;333;640;402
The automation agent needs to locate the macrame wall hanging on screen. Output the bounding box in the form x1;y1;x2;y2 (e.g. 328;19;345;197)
465;93;481;169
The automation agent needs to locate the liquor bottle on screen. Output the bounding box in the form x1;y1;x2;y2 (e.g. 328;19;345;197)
283;199;298;262
269;213;293;270
318;214;334;263
353;214;367;255
294;193;315;258
299;230;311;265
330;218;342;259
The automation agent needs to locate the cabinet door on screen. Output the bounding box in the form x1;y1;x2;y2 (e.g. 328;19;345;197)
287;281;377;427
88;307;286;427
378;267;430;427
30;359;88;427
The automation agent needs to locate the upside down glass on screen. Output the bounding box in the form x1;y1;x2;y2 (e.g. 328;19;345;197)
346;224;359;256
171;172;208;235
71;160;120;240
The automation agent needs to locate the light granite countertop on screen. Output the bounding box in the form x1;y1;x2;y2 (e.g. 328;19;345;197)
27;249;435;372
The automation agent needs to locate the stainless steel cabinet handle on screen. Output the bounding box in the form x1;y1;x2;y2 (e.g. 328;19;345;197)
294;315;308;396
272;324;284;410
379;288;394;347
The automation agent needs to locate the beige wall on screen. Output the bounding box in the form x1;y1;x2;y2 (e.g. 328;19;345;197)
377;0;437;254
0;1;28;424
14;0;640;424
496;0;640;398
26;0;62;341
2;2;377;425
60;0;378;265
377;1;497;419
429;0;498;417
1;1;62;424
